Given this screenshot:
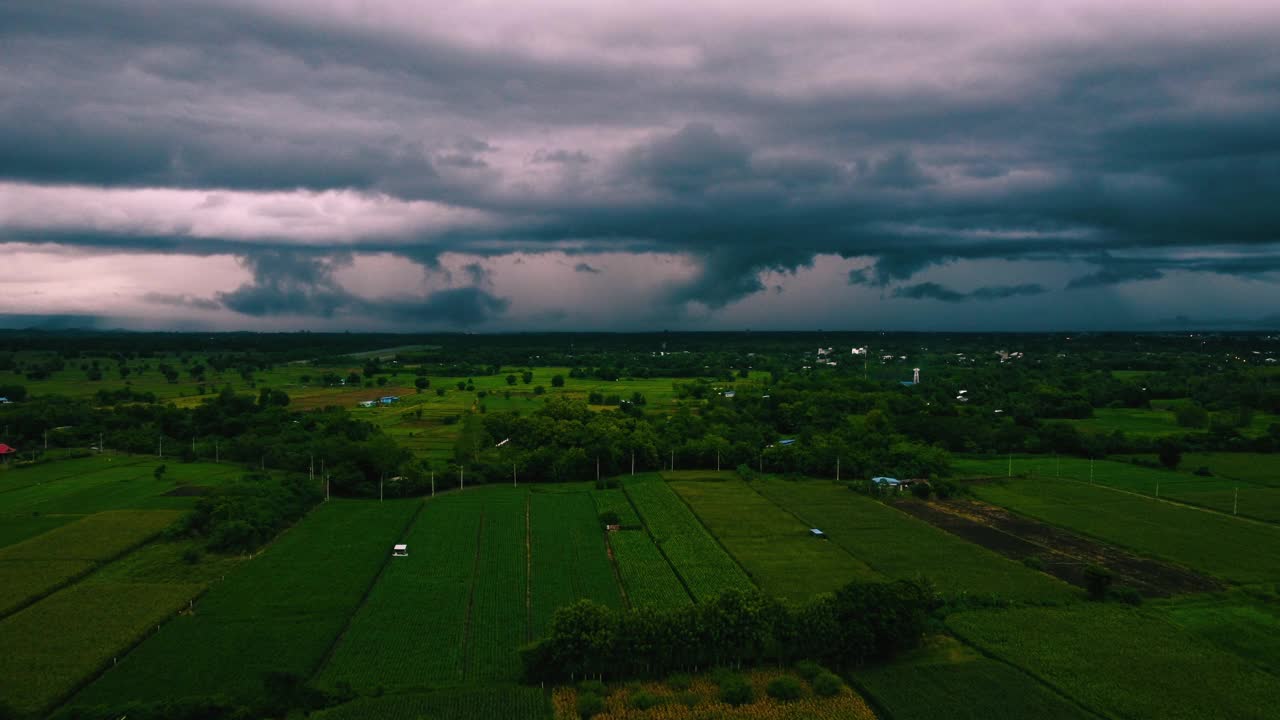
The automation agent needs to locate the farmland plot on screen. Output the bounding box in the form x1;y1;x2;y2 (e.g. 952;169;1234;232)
852;636;1096;720
0;458;238;516
607;530;691;609
590;487;640;527
969;477;1280;583
0;581;199;716
317;495;481;692
73;499;419;706
622;477;753;601
464;489;529;682
753;479;1074;602
530;491;622;638
670;479;880;600
949;605;1280;720
0;510;182;616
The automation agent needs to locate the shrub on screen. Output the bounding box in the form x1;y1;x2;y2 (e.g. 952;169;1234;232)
794;660;824;681
627;690;663;710
599;510;621;528
909;482;932;499
1109;586;1144;605
812;671;843;697
766;676;804;701
675;690;700;708
181;547;203;565
719;677;754;706
576;692;604;719
1194;466;1213;477
1084;564;1113;601
1022;555;1045;571
578;680;607;697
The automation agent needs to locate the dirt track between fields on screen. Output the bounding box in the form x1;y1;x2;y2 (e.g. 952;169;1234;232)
896;498;1222;597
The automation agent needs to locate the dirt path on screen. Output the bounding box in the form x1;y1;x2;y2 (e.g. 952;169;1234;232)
896;498;1221;597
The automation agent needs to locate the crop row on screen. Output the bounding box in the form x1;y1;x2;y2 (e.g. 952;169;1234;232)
607;530;692;610
530;491;623;638
622;478;753;601
74;499;419;706
317;496;480;692
591;487;641;527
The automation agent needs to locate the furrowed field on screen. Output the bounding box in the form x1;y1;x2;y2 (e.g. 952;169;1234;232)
751;478;1076;602
606;529;693;609
669;478;880;600
623;475;754;601
962;475;1280;583
73;499;419;707
948;604;1280;720
530;489;623;636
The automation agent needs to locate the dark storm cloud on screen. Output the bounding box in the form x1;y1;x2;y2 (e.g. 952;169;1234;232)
142;293;223;311
2;1;1280;320
573;263;602;274
212;251;508;327
892;282;1047;302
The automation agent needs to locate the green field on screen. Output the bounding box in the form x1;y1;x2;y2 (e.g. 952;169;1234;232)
1069;407;1280;438
623;476;754;601
0;581;200;716
1152;590;1280;675
670;479;880;600
0;510;182;616
949;605;1280;720
752;479;1076;602
852;636;1096;720
590;487;640;527
966;476;1280;584
529;490;623;637
464;490;530;682
955;455;1280;525
607;529;692;609
73;499;419;706
1177;452;1280;487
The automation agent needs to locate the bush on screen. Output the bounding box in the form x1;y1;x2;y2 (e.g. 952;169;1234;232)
576;692;604;719
812;671;844;697
627;690;663;710
675;690;700;708
578;680;607;697
1194;466;1213;477
181;547;203;565
1084;564;1113;601
1022;555;1045;571
598;510;621;528
794;660;824;681
719;677;754;706
909;482;932;499
1109;586;1144;605
766;676;804;701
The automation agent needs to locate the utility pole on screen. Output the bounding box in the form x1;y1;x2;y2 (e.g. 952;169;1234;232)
671;449;674;471
631;450;635;476
596;457;600;483
513;463;517;487
159;435;164;458
1234;487;1239;515
215;441;219;463
1156;478;1160;498
836;457;841;483
309;455;314;484
1090;457;1095;485
460;467;464;490
44;430;48;451
431;471;435;496
716;451;720;472
1007;453;1012;478
192;436;196;455
380;472;384;501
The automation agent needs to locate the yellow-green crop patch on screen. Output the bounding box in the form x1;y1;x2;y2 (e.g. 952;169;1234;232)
670;479;880;600
0;581;200;716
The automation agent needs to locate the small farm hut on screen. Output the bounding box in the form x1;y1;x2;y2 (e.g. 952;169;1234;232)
392;544;409;557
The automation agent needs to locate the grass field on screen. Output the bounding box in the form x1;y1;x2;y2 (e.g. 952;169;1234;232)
1068;407;1280;438
464;490;530;683
669;479;880;600
949;604;1280;720
0;510;182;617
623;476;754;601
73;499;420;706
965;476;1280;584
0;581;200;716
607;530;692;609
1176;452;1280;487
851;636;1097;720
313;687;548;720
955;455;1280;525
751;479;1076;602
591;487;640;527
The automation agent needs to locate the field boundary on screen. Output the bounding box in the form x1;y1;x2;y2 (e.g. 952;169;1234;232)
619;481;696;605
1056;475;1280;530
601;534;631;609
309;499;426;681
0;454;152;496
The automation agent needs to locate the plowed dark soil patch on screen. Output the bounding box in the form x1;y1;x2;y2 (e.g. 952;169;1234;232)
896;498;1222;597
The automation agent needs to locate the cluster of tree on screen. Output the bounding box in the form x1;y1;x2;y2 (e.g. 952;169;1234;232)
521;581;931;683
166;472;321;553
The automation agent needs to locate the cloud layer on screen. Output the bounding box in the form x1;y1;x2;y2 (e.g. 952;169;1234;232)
1;0;1279;328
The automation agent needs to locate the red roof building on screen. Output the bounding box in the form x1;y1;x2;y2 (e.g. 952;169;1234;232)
0;444;17;455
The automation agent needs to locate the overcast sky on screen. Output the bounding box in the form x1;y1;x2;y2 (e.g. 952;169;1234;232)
2;0;1278;331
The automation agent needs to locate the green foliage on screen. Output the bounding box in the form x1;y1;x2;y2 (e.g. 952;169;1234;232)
576;691;604;719
665;672;692;691
169;473;320;554
765;675;804;701
794;660;824;681
718;675;754;706
811;671;843;697
627;689;664;710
